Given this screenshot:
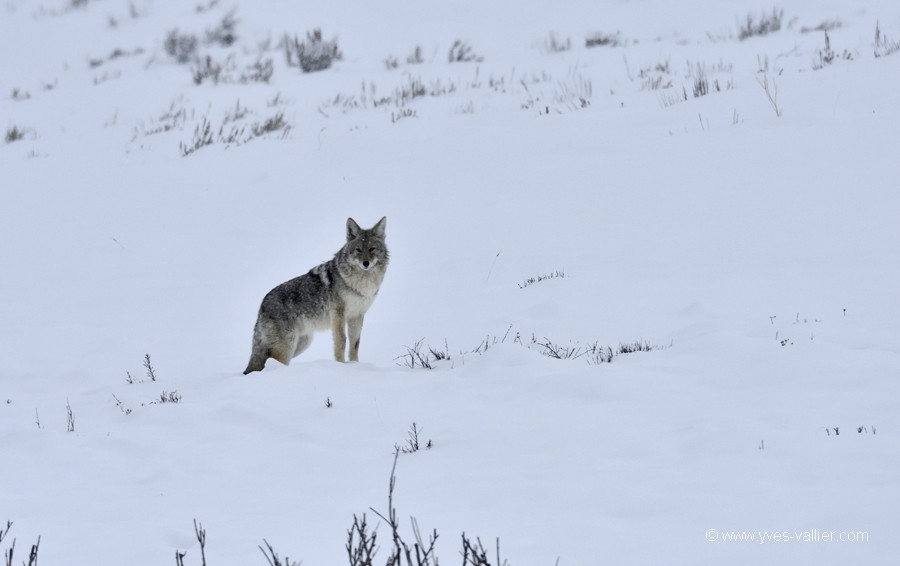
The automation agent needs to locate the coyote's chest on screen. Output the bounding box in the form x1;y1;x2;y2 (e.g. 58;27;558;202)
337;271;382;318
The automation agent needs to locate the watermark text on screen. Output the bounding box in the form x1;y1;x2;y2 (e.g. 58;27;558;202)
705;529;869;544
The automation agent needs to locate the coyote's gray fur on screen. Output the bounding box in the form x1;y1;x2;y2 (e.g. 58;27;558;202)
243;217;388;374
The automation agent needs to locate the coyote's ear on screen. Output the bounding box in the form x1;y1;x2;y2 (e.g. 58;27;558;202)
372;216;387;238
347;217;362;241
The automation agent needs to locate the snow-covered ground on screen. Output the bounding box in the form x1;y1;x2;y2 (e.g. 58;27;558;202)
2;0;900;564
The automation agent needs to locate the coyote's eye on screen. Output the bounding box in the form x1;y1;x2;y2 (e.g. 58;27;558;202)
355;247;362;252
369;247;376;253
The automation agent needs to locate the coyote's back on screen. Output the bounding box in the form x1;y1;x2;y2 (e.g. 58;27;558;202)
243;216;388;374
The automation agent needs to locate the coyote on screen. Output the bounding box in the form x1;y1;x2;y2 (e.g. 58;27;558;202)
243;217;388;374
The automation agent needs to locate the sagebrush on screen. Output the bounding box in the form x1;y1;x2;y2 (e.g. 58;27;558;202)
284;29;342;72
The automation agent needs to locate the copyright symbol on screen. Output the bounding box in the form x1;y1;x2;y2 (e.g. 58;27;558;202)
706;529;718;542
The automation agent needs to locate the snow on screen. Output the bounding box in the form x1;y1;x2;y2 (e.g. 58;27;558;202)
2;0;900;564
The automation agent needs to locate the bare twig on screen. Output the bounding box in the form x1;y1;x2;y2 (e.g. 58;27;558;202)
143;354;158;381
346;514;377;566
756;71;781;117
66;399;75;432
194;519;207;566
0;521;11;545
258;538;300;566
25;537;39;566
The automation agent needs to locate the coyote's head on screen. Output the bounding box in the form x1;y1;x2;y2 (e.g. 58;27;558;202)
344;216;388;272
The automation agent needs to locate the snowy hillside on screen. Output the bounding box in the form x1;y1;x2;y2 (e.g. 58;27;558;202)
2;0;900;564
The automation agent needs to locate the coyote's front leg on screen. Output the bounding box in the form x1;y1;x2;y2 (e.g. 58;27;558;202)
347;315;364;362
332;308;347;362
